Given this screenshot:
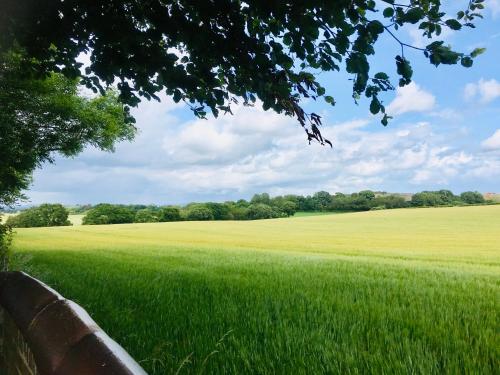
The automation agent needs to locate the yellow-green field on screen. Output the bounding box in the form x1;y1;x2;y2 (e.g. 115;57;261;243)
10;206;500;374
1;213;84;226
0;213;15;221
67;214;85;225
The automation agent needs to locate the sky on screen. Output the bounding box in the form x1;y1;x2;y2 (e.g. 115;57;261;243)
25;2;500;206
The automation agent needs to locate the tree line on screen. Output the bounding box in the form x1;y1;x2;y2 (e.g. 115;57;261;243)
4;190;490;228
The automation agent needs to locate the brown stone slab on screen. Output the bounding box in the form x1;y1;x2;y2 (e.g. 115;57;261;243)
26;299;100;374
0;271;148;375
53;331;148;375
0;272;62;333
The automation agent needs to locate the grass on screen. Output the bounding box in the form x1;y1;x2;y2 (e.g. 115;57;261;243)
68;214;85;225
10;206;500;374
292;211;341;217
0;213;15;222
0;213;84;226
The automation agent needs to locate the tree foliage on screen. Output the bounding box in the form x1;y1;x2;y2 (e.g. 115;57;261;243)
82;204;135;225
460;191;485;204
159;207;182;222
74;188;491;226
278;200;297;217
0;50;136;207
6;203;71;228
135;209;160;223
0;0;485;147
204;202;233;220
186;205;215;221
411;190;460;206
0;218;12;271
246;203;283;220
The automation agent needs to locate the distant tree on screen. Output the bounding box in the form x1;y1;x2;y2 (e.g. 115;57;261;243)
235;199;250;208
280;201;298;217
270;196;285;207
359;190;376;201
159;207;182;222
296;196;316;211
437;190;457;204
283;195;300;207
348;193;373;211
186;205;214;221
330;193;351;211
246;204;282;220
312;191;332;211
128;204;149;211
251;193;271;206
230;206;250;220
411;192;441;207
205;202;233;220
373;195;408;209
134;209;160;223
460;191;485;204
6;204;71;228
67;204;93;214
82;204;135;225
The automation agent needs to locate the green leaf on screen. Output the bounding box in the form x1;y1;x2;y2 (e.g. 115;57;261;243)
381;114;392;126
367;20;384;35
396;56;413;84
346;53;369;75
173;90;182;103
445;19;462;30
324;95;336;105
383;7;394;18
374;72;389;80
461;56;473;67
470;47;486;58
404;8;425;24
370;98;381;114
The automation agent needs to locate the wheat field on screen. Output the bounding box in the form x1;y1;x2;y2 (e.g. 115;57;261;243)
10;206;500;374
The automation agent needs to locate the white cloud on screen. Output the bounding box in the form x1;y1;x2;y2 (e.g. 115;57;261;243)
464;79;500;104
161;103;295;165
430;108;463;121
386;82;436;116
411;149;473;184
397;145;428;169
487;0;500;17
482;129;500;150
346;159;387;176
465;158;500;178
24;93;499;205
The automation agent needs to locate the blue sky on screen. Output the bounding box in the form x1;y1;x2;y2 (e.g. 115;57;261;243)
26;2;500;205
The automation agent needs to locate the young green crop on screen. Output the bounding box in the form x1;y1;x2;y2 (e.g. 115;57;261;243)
11;206;500;374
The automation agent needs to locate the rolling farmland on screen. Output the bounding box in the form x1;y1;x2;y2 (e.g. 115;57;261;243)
10;205;500;374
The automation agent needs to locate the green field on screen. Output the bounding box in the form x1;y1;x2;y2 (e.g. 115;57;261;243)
67;213;85;225
10;206;500;374
291;211;340;217
1;213;85;226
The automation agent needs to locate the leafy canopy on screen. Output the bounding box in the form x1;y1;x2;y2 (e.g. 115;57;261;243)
82;204;136;225
0;50;136;207
0;0;486;146
6;203;71;228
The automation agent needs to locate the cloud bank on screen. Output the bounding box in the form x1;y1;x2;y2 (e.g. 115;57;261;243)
26;91;499;205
